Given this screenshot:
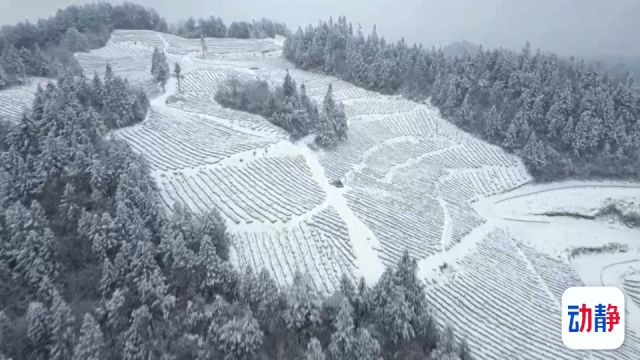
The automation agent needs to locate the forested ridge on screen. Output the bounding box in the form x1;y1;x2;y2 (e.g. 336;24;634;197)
174;17;289;40
283;17;640;180
0;2;167;88
0;2;288;91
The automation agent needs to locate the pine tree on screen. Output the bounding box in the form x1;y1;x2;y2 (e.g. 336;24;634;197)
50;292;76;360
252;269;283;333
26;302;51;360
214;314;263;360
150;48;160;77
16;227;58;289
340;274;356;299
284;272;322;344
283;70;296;99
561;116;575;151
328;301;381;360
299;83;317;121
0;311;9;353
305;337;326;360
503;109;530;150
458;339;473;360
33;44;50;76
159;205;197;297
91;73;105;109
457;95;474;127
0;63;7;89
573;110;603;156
334;102;348;139
431;327;462;360
370;269;415;346
103;289;128;339
395;250;427;311
78;211;116;261
200;235;238;299
321;83;348;139
521;132;547;174
73;313;104;360
59;182;80;227
323;84;336;119
151;48;169;91
122;306;152;360
352;277;371;329
62;27;90;52
19;45;50;77
99;258;117;296
199;208;230;261
545;90;572;141
316;84;339;147
484;105;502;139
174;62;182;93
1;44;26;84
201;33;208;59
128;240;172;318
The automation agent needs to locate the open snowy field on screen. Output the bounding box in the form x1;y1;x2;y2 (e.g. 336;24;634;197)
55;29;640;358
424;182;640;358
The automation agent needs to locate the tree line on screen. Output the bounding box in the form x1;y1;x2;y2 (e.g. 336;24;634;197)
174;17;289;39
0;2;168;89
0;70;470;360
283;17;640;181
215;71;348;147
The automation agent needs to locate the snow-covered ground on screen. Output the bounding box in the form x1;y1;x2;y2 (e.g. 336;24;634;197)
0;77;49;123
61;29;640;359
471;182;640;335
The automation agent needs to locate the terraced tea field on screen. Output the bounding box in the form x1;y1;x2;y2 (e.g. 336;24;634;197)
1;29;632;358
0;77;49;123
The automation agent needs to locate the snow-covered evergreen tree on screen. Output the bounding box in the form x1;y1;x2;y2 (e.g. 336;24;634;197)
502;109;531;150
305;337;326;360
213;314;263;360
50;293;76;360
0;64;7;89
316;84;348;146
328;301;381;360
521;132;547;174
370;269;415;345
484;105;502;139
174;62;182;92
61;27;89;52
151;48;169;91
26;302;51;360
73;313;104;360
283;272;322;344
1;44;26;84
122;306;152;360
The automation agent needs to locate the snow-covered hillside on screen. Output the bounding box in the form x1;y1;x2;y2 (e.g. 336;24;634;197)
69;30;640;359
0;77;48;123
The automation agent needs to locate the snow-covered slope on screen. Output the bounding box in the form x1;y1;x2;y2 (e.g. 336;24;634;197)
0;77;49;123
69;30;640;359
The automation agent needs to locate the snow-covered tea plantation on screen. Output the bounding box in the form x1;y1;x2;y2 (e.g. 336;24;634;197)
0;77;48;124
6;29;636;358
